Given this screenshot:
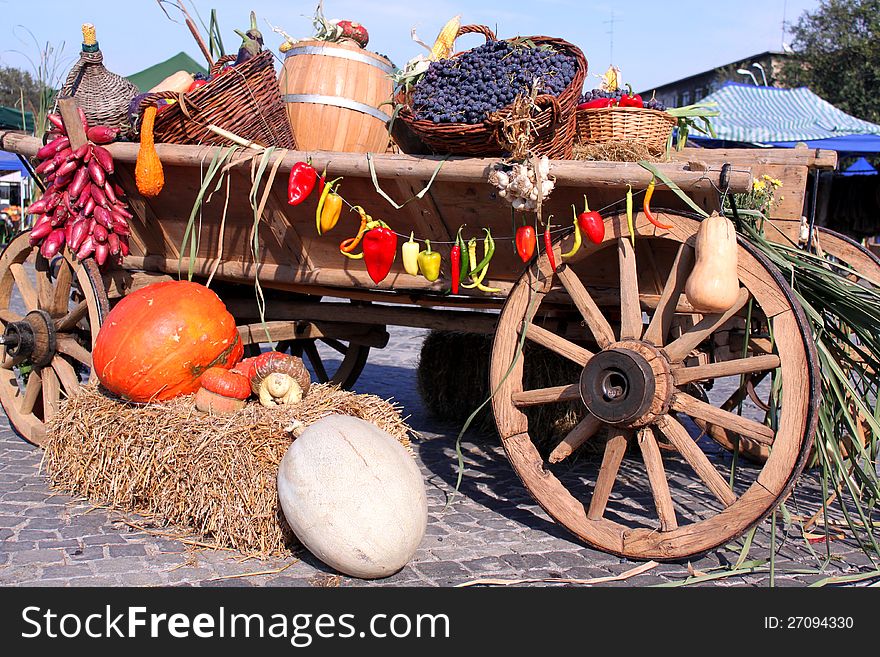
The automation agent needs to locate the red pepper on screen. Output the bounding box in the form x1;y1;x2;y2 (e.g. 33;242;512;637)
450;242;461;294
577;196;605;244
287;161;318;206
543;218;556;271
577;97;617;110
515;224;537;263
187;79;208;92
362;222;398;284
618;85;643;108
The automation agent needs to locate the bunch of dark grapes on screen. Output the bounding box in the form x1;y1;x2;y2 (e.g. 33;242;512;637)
579;88;667;111
412;40;577;124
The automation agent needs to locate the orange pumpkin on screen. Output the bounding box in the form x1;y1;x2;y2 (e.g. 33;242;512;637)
195;366;251;414
93;280;243;402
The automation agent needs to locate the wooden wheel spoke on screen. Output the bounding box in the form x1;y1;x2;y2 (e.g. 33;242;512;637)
56;335;93;368
10;263;38;311
20;369;42;416
657;415;738;507
587;429;629;520
548;413;602;463
40;366;60;422
618;237;642;340
511;383;581;408
302;340;330;382
671;391;775;446
524;322;592;367
672;354;781;386
643;243;694;346
0;308;22;324
556;265;615;348
52;356;82;397
663;287;750;362
637;426;678;531
50;259;74;317
320;338;349;355
54;300;89;333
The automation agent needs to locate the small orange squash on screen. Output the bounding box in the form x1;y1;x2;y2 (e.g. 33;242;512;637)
195;367;251;414
93;280;243;402
135;105;164;197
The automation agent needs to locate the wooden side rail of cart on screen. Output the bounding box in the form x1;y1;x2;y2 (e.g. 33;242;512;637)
0;130;827;561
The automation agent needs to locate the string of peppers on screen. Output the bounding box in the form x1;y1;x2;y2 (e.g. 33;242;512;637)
287;161;670;291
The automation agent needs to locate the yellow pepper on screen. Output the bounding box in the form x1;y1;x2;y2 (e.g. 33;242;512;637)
401;232;420;276
417;239;442;282
316;177;342;235
562;205;582;259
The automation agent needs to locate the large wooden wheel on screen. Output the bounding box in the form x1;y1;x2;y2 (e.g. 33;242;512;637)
813;226;880;285
0;232;108;446
490;210;818;560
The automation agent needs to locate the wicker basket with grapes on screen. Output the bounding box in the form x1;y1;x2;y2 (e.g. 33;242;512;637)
394;25;587;159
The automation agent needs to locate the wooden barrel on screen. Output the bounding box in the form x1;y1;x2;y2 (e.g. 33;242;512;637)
279;40;394;153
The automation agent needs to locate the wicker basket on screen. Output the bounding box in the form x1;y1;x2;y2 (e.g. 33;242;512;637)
576;106;676;155
136;51;296;149
396;25;587;159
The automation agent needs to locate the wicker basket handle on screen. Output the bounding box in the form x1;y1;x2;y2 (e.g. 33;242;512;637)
456;25;497;42
534;94;562;126
210;54;238;76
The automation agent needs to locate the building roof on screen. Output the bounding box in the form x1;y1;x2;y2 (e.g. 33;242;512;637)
639;51;785;95
126;52;208;92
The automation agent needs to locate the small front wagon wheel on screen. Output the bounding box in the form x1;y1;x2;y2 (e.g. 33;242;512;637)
0;232;108;446
490;210;819;560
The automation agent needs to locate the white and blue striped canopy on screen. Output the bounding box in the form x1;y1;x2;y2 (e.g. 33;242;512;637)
700;82;880;146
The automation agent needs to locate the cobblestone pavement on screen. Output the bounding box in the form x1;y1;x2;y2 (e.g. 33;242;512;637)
1;326;877;587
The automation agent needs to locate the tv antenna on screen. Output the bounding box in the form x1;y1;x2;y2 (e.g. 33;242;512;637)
781;0;788;50
604;11;622;65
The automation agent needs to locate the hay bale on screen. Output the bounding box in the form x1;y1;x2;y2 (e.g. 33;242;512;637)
417;330;587;453
573;141;660;163
43;384;413;558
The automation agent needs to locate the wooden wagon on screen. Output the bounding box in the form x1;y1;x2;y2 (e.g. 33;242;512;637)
0;121;873;561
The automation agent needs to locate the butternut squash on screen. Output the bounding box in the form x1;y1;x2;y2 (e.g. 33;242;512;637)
135;105;164;197
685;213;740;313
148;70;195;93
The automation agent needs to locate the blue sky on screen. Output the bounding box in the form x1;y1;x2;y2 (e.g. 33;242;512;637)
1;0;820;92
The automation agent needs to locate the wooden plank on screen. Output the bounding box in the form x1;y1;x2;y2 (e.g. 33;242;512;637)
672;354;781;386
656;414;738;508
587;429;629;520
617;236;642;340
57;98;87;150
637;427;678;531
673;146;837;169
663;287;750;363
548;414;603;463
0;131;754;192
524;322;592;367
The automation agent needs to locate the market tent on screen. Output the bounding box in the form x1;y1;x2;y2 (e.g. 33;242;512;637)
691;83;880;154
0;150;30;177
126;52;208;92
842;157;877;176
0;105;34;133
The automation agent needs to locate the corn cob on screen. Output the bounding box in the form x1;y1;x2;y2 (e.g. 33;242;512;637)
429;15;460;61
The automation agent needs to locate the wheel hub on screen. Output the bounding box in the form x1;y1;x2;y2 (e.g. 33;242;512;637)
0;310;56;368
580;341;673;427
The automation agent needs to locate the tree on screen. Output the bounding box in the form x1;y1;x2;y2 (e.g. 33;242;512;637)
0;66;44;116
781;0;880;124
